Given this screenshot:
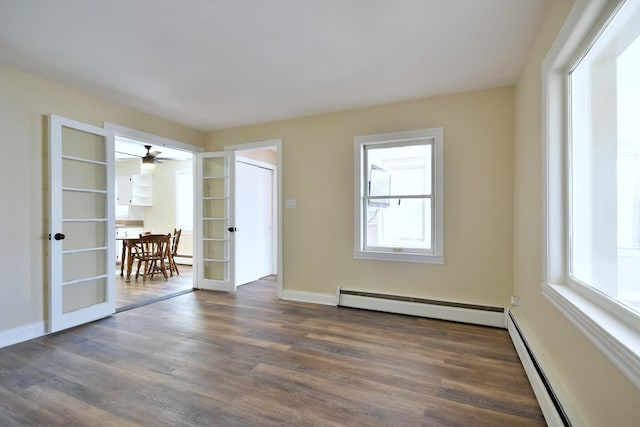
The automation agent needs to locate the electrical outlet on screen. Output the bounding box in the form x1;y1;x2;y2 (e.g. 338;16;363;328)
511;295;520;308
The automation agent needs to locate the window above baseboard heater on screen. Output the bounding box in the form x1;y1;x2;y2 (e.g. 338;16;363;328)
337;288;506;328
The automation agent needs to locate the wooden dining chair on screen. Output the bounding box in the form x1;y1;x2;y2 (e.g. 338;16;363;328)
147;228;182;278
169;228;182;275
130;230;152;255
132;233;171;282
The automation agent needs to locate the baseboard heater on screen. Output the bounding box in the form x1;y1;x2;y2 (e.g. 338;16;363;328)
337;289;507;328
507;312;570;427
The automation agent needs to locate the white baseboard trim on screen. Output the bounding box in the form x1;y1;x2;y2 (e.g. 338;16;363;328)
0;321;47;349
507;313;569;427
281;289;338;306
337;290;506;328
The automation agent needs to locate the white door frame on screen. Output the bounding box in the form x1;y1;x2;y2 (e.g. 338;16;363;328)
225;139;283;298
104;123;204;155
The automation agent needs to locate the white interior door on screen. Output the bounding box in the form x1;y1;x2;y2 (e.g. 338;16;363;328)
49;115;115;333
235;160;274;287
196;151;236;291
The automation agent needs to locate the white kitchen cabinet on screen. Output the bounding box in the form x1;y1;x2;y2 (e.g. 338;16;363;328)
116;174;153;206
116;175;132;206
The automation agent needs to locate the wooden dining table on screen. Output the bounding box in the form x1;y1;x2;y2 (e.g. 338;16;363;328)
117;236;141;282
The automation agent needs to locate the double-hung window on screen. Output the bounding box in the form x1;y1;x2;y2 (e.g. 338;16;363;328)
543;0;640;388
354;128;443;263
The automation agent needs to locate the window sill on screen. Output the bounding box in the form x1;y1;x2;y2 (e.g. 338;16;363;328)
353;250;444;264
542;282;640;389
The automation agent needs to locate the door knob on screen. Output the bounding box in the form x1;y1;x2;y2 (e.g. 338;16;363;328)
227;227;238;233
54;233;66;240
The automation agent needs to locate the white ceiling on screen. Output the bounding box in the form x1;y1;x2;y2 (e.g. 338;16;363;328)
0;0;548;132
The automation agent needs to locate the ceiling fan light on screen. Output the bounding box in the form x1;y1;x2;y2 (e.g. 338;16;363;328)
141;157;156;170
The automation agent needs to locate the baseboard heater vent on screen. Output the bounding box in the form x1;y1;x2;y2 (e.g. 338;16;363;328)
337;289;506;328
508;312;570;427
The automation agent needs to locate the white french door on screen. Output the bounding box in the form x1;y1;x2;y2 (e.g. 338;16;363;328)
49;115;116;332
196;151;236;292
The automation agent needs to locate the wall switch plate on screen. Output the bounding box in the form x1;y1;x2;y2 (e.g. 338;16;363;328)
511;295;520;308
285;199;297;208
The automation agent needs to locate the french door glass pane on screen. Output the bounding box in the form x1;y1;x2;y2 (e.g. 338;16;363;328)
63;191;106;219
61;158;106;191
203;178;227;198
63;279;106;313
203;199;227;218
203;261;226;281
203;219;228;240
63;222;106;251
202;157;226;176
203;239;227;260
62;126;105;162
63;250;107;282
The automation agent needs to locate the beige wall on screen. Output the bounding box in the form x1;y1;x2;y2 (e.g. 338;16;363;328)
115;159;142;176
512;0;640;425
0;65;204;332
207;86;515;306
144;159;194;258
238;149;277;166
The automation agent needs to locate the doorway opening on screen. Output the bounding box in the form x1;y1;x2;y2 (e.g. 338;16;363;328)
110;126;200;311
225;140;282;296
235;149;277;287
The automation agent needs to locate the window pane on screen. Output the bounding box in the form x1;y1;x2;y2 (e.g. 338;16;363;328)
367;143;432;197
176;171;193;231
366;197;431;250
617;32;640;311
570;6;640;313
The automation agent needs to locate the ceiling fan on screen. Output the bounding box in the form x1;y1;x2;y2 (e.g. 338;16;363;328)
141;145;162;166
115;144;178;164
115;140;192;163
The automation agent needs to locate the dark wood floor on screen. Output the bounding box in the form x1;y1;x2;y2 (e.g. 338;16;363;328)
116;263;193;309
0;278;545;426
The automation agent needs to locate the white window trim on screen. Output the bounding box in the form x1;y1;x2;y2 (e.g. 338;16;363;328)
543;0;640;389
354;128;444;264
